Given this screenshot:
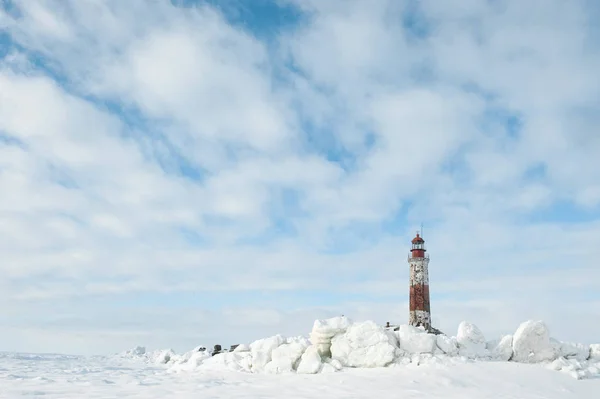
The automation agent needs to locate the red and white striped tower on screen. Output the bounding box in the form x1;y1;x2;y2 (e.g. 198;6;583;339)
408;232;431;331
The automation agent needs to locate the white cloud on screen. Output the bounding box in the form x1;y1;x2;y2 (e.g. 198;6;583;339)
0;0;599;354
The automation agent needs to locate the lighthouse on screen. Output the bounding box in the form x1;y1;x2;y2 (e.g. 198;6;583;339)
408;232;431;331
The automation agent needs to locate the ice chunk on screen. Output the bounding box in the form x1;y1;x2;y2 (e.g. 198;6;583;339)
512;320;558;363
547;357;596;380
250;334;286;354
186;351;210;367
397;325;436;354
330;321;396;368
559;342;590;361
233;344;250;352
264;339;309;374
152;349;175;364
436;335;458;356
286;336;311;346
168;351;211;372
263;357;294;374
390;356;412;367
249;335;285;372
169;345;210;365
128;346;146;356
312;316;353;337
296;346;323;374
487;335;513;361
309;316;353;357
326;358;343;371
457;322;489;359
589;344;600;360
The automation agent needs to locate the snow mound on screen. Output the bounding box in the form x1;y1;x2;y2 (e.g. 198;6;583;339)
512;320;558;363
457;321;489;358
134;317;599;380
330;320;397;367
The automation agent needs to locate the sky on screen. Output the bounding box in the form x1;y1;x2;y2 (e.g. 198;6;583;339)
0;0;599;355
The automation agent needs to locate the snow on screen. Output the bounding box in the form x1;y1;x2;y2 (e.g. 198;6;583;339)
1;352;598;398
1;318;599;397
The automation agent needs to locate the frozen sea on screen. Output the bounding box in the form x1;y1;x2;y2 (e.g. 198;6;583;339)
1;351;598;398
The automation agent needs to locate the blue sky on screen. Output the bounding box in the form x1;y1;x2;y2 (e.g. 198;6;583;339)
1;0;600;355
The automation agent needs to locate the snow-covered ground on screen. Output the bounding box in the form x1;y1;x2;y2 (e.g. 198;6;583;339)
1;318;599;398
1;351;598;398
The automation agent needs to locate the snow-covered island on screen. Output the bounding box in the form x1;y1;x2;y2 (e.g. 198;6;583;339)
123;317;600;380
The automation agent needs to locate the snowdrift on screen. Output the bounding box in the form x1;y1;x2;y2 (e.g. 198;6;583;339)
122;318;600;380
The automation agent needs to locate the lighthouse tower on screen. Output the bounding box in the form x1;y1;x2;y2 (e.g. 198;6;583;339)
408;232;431;331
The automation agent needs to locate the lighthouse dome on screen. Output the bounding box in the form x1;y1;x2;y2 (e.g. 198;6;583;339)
411;233;424;243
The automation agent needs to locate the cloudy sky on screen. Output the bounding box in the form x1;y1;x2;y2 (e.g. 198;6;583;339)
1;0;599;355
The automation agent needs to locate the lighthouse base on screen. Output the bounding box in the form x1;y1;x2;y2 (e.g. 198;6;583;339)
409;310;431;331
